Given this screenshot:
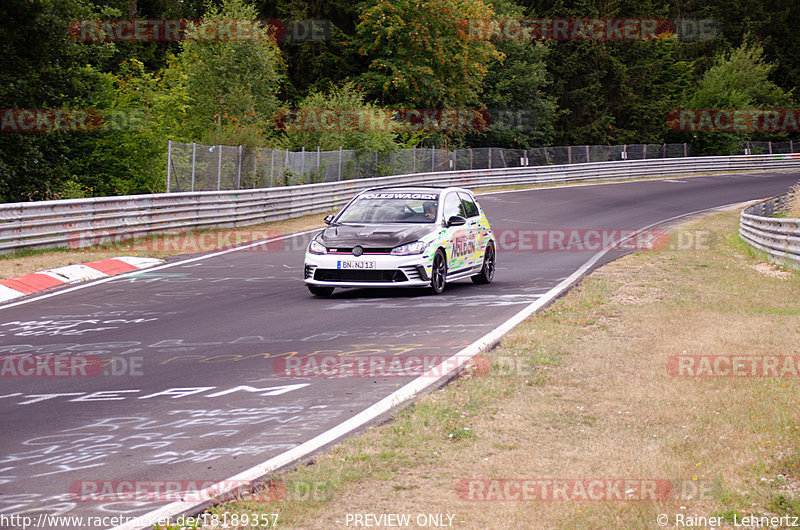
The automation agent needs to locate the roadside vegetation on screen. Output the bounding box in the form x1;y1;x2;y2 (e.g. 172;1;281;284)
180;209;800;529
2;0;799;202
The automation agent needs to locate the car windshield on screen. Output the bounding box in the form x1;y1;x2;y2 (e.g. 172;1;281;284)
336;192;439;224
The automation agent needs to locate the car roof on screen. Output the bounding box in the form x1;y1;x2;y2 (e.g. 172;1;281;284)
358;186;472;196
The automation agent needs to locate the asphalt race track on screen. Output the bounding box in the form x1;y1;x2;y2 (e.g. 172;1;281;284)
1;171;798;529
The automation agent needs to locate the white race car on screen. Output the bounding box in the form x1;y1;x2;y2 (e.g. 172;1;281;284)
303;186;496;296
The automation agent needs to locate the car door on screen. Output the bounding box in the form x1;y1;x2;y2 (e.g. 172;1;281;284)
441;192;471;273
457;192;482;269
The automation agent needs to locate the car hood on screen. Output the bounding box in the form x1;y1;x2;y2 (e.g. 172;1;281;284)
318;223;435;249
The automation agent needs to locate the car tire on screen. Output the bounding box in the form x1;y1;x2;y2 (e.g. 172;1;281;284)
308;286;334;297
471;242;495;284
430;249;447;294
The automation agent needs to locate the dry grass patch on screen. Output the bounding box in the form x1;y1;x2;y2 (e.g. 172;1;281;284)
191;209;800;529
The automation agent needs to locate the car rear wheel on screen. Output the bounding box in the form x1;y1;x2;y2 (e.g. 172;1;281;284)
308;286;334;297
430;250;447;294
471;242;495;284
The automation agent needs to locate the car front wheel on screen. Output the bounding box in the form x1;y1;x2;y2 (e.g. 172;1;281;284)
430;250;447;294
308;285;334;297
471;242;495;284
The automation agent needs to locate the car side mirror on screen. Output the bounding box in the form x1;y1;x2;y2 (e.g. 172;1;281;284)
446;215;466;227
323;215;334;225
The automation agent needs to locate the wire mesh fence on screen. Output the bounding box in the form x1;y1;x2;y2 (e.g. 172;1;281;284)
166;140;792;192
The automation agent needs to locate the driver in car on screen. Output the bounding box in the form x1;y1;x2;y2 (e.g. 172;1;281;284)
423;200;437;220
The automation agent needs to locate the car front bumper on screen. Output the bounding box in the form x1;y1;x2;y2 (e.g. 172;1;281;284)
304;252;434;289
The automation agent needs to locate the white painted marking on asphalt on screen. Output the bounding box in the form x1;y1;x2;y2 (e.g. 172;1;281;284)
114;256;163;268
43;264;108;282
0;285;23;303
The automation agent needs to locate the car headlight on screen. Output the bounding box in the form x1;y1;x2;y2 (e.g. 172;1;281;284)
391;240;428;256
308;240;327;255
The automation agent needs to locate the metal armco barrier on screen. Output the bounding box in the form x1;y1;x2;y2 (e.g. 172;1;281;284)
2;154;800;254
740;192;800;269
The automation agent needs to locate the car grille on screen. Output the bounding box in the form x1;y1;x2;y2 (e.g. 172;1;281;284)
327;247;393;254
314;269;408;282
399;265;426;282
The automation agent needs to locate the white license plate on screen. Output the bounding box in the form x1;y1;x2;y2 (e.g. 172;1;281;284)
338;260;377;269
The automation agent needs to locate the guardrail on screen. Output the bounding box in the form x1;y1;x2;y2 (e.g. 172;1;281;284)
2;153;800;254
739;192;800;269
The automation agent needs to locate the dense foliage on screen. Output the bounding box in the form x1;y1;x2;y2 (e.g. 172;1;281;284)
0;0;797;202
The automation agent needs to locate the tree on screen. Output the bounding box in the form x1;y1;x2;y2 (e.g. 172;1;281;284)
353;0;503;109
463;0;556;148
254;0;365;101
278;82;400;152
682;42;793;154
174;0;286;147
0;0;114;202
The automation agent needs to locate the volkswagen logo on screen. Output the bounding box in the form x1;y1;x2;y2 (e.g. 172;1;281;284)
352;245;363;256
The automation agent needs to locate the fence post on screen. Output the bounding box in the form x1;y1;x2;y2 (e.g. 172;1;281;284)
643;144;647;159
469;148;473;170
684;143;687;157
252;148;258;189
662;143;666;157
270;149;275;187
431;146;435;172
375;150;379;176
769;141;773;154
567;145;571;164
236;145;242;189
166;139;172;192
338;146;342;181
191;141;196;191
317;146;321;179
284;148;289;185
791;140;794;154
488;147;492;169
217;144;222;190
585;144;589;162
412;147;416;173
300;146;305;180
